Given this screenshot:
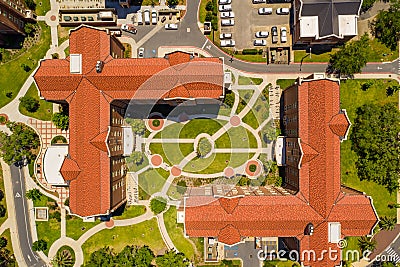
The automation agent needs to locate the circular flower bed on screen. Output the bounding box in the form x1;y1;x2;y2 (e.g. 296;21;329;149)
249;164;257;173
152;119;160;127
245;160;262;177
197;137;212;158
0;114;8;125
148;119;164;131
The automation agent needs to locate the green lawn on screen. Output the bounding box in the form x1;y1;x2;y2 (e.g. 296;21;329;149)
138;168;170;199
276;79;296;90
215;127;257;148
342;236;360;263
294;49;337;63
0;22;51;108
199;0;208;23
19;83;53;121
183;153;254;174
242;110;259;129
234;54;266;62
236;90;254;114
242;95;270;130
154;119;226;139
0;165;7;226
82;218;166;263
149;143;193;166
163;207;196;260
35;0;51;16
36;219;61;255
340;79;398;218
113;205;146;220
66;216;101;241
238;76;263;85
127;155;149;172
1;229;14;256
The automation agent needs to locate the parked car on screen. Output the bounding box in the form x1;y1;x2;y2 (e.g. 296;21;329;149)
255;31;269;38
165;23;178;30
219;0;231;4
151;10;157;24
144;9;150;24
252;0;266;3
254;39;266;46
221;19;235;26
220;11;235;18
220;33;232;39
276;7;290;14
138;47;144;58
137;11;143;25
271;26;278;43
258;7;273;14
121;24;137;34
220;39;235;47
219;4;232;11
281;27;287;42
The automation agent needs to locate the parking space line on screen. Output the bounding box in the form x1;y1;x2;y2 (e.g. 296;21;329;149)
202;39;208;49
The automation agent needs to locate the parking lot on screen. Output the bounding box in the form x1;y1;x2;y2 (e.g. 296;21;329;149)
219;1;291;50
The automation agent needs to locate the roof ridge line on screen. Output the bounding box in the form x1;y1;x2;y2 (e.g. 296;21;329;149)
66;76;84;103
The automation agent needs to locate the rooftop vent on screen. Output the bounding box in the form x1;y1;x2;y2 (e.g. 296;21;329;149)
96;61;104;73
70;54;82;74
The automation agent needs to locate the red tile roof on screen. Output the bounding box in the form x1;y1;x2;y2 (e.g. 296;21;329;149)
33;25;224;217
184;79;378;265
60;158;81;181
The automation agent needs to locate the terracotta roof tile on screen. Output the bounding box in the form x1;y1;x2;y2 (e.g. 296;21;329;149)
300;141;319;164
329;112;350;138
218;224;241;245
90;131;108;152
60;158;81;181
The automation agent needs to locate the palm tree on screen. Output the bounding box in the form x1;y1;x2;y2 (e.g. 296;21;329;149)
357;236;377;253
379;216;397;231
51;249;74;267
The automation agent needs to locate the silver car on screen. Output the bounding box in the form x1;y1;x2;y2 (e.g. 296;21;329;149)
220;39;235;47
219;4;232;11
138;47;144;58
255;31;269;38
220;11;235;18
220;33;232;39
221;19;234;26
254;39;266;46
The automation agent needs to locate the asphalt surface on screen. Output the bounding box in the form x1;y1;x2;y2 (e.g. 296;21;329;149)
140;0;400;75
10;165;46;267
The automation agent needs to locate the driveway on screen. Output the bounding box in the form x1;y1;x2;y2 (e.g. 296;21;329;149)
225;242;263;267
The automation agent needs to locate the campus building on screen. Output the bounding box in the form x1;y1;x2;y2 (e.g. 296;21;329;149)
0;0;36;45
183;75;378;266
292;0;362;45
33;25;225;218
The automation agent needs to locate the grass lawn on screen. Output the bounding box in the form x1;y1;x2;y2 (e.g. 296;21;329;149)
149;143;193;166
236;90;254;114
36;219;61;255
167;183;184;200
294;49;337;63
66;216;101;241
244;94;270;130
113;205;146;220
342;236;360;263
183;153;254;174
276;79;296;90
57;26;73;45
154;119;226;139
197;259;242;267
127;155;149;172
1;229;14;256
215;127;257;148
35;0;51;16
19;83;53;121
234;54;266;63
82;218;166;263
340;79;398;218
238;76;263;85
242;110;259;129
0;22;51;109
0;165;7;226
163;207;196;260
138;168;170;199
199;0;208;23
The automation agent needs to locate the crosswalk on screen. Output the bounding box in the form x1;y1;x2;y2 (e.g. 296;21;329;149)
385;247;400;263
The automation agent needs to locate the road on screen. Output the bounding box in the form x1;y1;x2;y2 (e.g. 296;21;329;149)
136;0;400;75
10;165;46;267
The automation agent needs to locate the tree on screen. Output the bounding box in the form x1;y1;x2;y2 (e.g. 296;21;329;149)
0;205;6;218
197;138;212;157
24;23;36;36
176;180;187;195
84;246;114;267
50;211;61;222
386;85;400;96
21;63;31;72
0;189;4;201
205;1;213;11
0;248;15;266
117;245;154;266
167;0;178;6
350;103;400;193
361;81;373;91
0;237;7;249
379;216;396;231
156;250;189;267
0;122;40;165
205;12;213;22
126;151;144;165
52;112;69;131
19;96;39;112
51;248;74;267
361;0;375;12
5;92;12;98
372;1;400;51
150;197;167;214
26;189;43;201
223;91;235;108
125;118;146;135
357;236;376;253
328;34;369;77
24;0;36;10
32;239;47;252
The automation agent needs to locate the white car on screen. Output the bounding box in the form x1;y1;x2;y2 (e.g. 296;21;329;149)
138;47;144;58
255;31;269;38
276;7;290;14
219;0;231;4
144;9;150;24
254;39;266;46
220;39;235;47
220;33;232;39
165;23;178;30
221;19;234;26
281;27;287;42
151;9;157;24
219;4;232;11
258;7;272;14
220;11;234;18
252;0;266;3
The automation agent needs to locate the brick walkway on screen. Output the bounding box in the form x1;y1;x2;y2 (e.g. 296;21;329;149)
28;118;70;207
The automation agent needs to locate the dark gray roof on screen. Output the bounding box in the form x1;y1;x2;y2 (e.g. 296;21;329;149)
300;0;361;38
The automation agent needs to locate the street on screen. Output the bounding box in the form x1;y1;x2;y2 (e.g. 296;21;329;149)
10;165;46;267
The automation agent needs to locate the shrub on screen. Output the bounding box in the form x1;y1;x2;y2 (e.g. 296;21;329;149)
166;0;178;6
21;63;31;72
64;197;69;206
125;118;145;135
150;197;167;214
176;180;187;195
0;237;7;248
26;189;43;201
249;164;257;172
0;116;5;124
0;205;5;217
205;11;213;22
152;119;160;127
24;0;36;10
0;189;4;201
50;211;61;222
211;17;218;31
242;49;258;55
20;96;39;112
32;239;47;252
5;92;12;98
205;1;213;11
197;138;212;157
126;151;144;165
52;111;69;130
223;91;235;108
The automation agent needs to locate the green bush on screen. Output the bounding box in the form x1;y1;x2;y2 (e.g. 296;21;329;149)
52;111;69;130
51;135;67;145
152;119;160;127
50;211;61;222
249;164;257;172
20;96;39;112
0;116;5;124
242;49;258;55
211;17;218;31
150;197;167;214
205;1;213;11
205;12;213;22
223;91;235;108
32;239;47;252
26;189;43;201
